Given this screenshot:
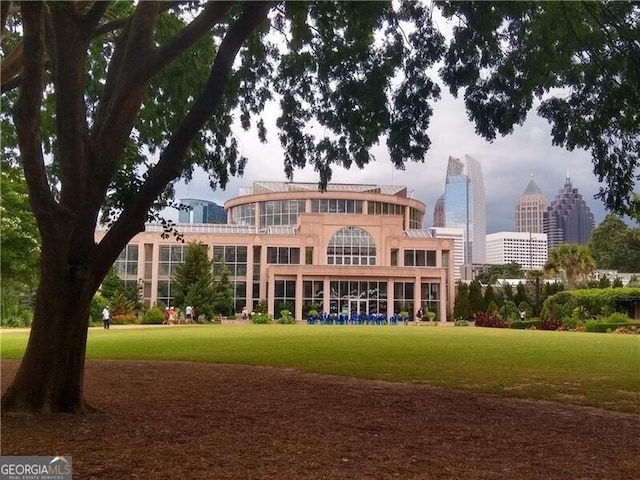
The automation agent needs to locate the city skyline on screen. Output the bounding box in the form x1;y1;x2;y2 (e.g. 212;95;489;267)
167;86;627;234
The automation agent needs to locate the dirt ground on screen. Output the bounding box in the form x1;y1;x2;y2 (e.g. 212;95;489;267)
1;359;639;480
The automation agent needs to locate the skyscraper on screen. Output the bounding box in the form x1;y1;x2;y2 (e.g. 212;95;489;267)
515;174;548;233
444;155;486;263
543;176;594;251
178;198;227;224
432;194;446;228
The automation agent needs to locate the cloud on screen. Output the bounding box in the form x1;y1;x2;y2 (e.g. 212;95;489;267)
172;88;611;234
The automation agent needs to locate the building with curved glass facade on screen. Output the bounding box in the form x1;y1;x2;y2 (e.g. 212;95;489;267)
97;182;456;322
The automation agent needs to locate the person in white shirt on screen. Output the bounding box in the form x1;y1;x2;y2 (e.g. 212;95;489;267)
102;307;110;330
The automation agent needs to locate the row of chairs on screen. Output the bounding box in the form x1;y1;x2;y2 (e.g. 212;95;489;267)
307;313;413;326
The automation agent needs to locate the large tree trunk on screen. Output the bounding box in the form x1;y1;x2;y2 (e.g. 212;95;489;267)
2;246;97;414
2;1;273;415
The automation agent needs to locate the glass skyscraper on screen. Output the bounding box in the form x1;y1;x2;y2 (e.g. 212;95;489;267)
178;198;227;224
444;155;486;263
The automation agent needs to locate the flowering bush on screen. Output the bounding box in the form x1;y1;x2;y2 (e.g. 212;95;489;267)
613;326;640;334
473;311;509;328
539;318;563;330
111;314;137;325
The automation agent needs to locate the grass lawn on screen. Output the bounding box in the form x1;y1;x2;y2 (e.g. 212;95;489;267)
2;325;639;413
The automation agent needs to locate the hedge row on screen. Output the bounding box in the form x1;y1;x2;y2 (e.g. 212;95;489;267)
541;287;640;320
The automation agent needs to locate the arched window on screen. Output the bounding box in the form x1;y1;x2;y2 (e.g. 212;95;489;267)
327;227;376;266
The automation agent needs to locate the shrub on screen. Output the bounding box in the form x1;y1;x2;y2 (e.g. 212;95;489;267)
541;287;640;320
0;310;32;328
277;310;296;324
90;294;109;323
141;307;165;324
510;320;541;330
613;326;640;334
110;314;137;325
251;313;273;324
454;319;469;326
474;311;509;328
539;318;563;331
604;312;632;323
255;299;268;314
307;309;319;319
499;301;519;322
109;293;136;317
399;310;409;320
585;321;640;333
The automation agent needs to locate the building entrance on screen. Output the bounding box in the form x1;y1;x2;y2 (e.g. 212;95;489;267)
349;299;368;316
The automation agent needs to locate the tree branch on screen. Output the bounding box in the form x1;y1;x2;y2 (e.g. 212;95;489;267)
1;0;13;39
91;1;162;146
99;1;275;265
15;3;64;235
84;0;111;27
49;6;92;208
148;1;234;74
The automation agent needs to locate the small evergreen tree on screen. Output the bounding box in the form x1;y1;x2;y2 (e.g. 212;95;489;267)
499;300;519;321
598;275;612;288
213;261;235;316
255;299;268;314
483;284;498;310
453;282;471;320
101;267;138;305
185;279;215;320
501;283;514;303
109;293;135;317
468;280;484;314
513;282;531;307
173;243;213;309
486;301;499;315
612;277;624;288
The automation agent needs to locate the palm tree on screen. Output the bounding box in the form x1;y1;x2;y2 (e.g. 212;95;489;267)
544;244;596;290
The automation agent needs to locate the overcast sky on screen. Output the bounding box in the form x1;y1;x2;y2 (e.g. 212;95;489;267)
171;85;621;234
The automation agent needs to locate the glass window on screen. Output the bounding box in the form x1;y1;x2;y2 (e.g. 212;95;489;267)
404;250;414;267
327;227;376;266
267;247;301;264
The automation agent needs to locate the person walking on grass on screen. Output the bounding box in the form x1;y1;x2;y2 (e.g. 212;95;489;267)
102;306;110;330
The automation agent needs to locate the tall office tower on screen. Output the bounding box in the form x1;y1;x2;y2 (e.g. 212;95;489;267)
515;174;549;233
433;194;446;227
543;176;594;251
444;155;486;263
178;198;227;224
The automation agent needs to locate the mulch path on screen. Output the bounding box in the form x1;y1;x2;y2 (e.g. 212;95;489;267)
1;359;639;479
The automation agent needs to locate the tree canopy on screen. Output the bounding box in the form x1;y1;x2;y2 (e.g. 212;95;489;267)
544;243;596;290
438;1;640;220
589;214;640;272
